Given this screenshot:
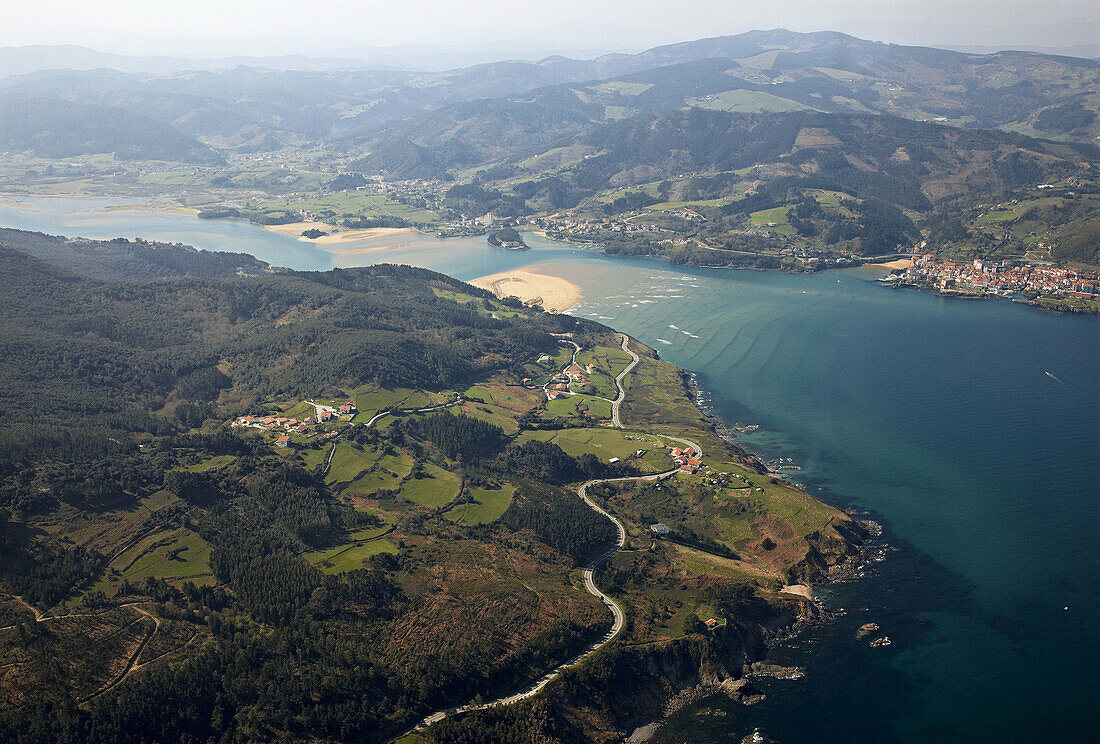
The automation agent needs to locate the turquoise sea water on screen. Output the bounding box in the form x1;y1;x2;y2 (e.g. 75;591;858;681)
1;199;1097;742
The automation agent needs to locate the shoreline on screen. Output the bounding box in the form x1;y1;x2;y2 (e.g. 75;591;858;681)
469;269;582;314
258;221;416;245
865;258;912;270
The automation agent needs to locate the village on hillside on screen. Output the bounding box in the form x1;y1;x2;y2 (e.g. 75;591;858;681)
233;400;357;447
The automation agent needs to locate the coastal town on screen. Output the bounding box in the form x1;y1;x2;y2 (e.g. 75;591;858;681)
888;253;1100;304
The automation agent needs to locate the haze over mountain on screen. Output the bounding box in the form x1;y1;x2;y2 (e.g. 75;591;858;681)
0;29;1096;162
0;41;634;79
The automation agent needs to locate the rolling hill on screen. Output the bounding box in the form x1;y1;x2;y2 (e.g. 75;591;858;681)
0;30;1095;154
0;96;222;163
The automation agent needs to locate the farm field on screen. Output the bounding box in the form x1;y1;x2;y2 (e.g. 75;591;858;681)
399;463;461;508
324;442;381;486
688;89;817;113
518;428;671;472
446;485;516;525
304;538;399;574
543;394;612;422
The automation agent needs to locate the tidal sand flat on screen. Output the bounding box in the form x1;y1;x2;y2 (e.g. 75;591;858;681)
470;269;582;313
261;222;415;244
309;226;415;244
260;220;335;239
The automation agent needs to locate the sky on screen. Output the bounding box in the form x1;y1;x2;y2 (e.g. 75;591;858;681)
2;0;1097;57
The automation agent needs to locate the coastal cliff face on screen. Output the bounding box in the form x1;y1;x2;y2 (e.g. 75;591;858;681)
424;580;856;743
550;601;813;741
418;325;872;744
786;516;870;584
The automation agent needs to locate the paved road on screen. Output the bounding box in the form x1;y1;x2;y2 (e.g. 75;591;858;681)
610;333;640;428
393;335;705;741
398;468;683;738
365;396;463;428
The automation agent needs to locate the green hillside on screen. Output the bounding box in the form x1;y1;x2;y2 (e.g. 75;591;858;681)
0;238;862;743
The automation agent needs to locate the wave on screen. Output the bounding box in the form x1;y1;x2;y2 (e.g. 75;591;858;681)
655;338;673;345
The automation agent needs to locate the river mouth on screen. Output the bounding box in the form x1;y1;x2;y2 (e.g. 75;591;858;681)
1;196;1097;742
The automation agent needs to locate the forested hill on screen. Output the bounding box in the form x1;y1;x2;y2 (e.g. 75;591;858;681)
0;235;864;744
421;109;1095;218
345;33;1100;178
542;110;1096;207
0;30;1095;155
0;228;273;281
0;96;222;163
0;246;584;424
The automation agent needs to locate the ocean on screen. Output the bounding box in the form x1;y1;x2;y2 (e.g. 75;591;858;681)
1;198;1096;742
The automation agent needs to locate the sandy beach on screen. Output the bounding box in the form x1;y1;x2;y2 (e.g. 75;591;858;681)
259;221;415;244
470;269;582;314
310;226;414;244
101;204;198;216
867;258;913;270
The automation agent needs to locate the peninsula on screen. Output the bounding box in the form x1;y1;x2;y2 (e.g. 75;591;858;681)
0;231;868;744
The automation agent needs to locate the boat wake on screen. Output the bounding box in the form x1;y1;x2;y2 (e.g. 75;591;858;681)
1044;371;1064;383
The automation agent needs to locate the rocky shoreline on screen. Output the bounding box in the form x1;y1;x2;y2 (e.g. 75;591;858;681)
622;526;883;743
628;365;885;742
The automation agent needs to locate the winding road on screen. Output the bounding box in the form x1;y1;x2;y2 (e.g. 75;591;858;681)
610;333;640;429
395;333;702;740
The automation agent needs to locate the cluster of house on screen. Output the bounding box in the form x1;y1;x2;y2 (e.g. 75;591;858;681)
657;237;696;247
236;414;315;435
235;401;357;447
778;247;861;264
670;446;703;474
901;254;1099;298
544;363;598;400
535;214;662;235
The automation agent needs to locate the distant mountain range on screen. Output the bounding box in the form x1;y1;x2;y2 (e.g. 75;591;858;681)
0;41;631;78
0;29;1096;165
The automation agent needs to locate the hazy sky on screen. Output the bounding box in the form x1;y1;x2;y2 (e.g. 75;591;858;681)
4;0;1098;56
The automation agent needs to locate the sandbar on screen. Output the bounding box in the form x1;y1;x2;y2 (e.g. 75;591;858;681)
259;221;415;244
470;269;582;314
101;204;198;216
309;227;415;244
